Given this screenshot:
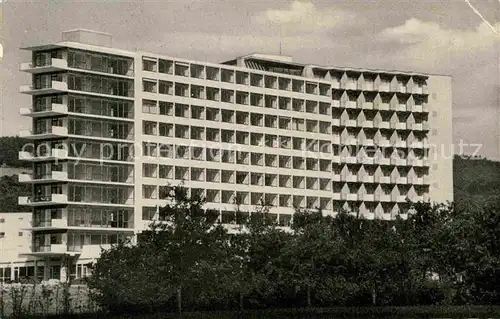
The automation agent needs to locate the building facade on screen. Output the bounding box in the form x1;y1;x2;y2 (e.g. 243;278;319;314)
18;30;453;281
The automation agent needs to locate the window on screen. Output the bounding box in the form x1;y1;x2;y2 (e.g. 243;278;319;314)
143;121;157;135
0;232;5;238
143;80;157;93
143;142;157;157
142;100;157;114
142;206;156;220
143;163;157;178
142;58;157;72
0;218;4;223
159;102;173;116
18;232;23;237
159;81;173;95
159;123;173;137
159;59;173;74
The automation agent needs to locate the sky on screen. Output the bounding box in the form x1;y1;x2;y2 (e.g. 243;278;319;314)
0;0;498;160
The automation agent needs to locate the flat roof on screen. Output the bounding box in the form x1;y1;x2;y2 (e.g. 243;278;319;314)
19;42;451;77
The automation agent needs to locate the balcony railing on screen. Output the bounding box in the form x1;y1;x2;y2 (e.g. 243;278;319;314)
20;171;68;183
20;126;68;139
20;81;68;94
20;58;68;73
21;103;68;116
19;194;68;206
32;219;68;228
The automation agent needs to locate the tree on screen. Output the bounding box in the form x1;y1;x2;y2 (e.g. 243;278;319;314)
88;185;231;314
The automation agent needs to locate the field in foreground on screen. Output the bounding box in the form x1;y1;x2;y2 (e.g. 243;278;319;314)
16;305;500;319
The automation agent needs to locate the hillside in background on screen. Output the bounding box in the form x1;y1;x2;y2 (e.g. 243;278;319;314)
0;137;498;211
0;136;32;168
453;155;500;206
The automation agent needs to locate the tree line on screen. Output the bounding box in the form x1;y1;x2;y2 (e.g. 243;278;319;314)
87;186;500;315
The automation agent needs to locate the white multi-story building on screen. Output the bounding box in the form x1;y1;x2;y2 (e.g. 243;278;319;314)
17;30;453;281
0;212;37;282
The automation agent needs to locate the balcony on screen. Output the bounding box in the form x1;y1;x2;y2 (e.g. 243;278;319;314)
359;120;374;128
396;123;407;130
19;126;68;140
19;171;68;184
332;100;341;108
19;148;69;162
332;175;341;182
411;123;423;131
393;140;407;148
378;103;390;111
342;156;358;164
398;195;407;202
341;175;357;183
32;219;68;229
410;141;424;149
413;177;424;185
397;177;408;184
362;139;375;146
20;103;68;117
364;194;375;202
332;193;341;200
376;139;391;147
362;102;374;110
361;157;374;165
332;136;340;144
379;176;391;184
18;194;68;207
345;82;358;90
378;84;390;92
31;244;70;255
363;83;375;91
341;136;357;145
20;81;68;95
344;101;357;109
346;194;358;201
341;119;357;127
20;58;68;74
377;121;390;129
397;158;407;166
411;105;423;113
362;175;375;183
331;119;340;126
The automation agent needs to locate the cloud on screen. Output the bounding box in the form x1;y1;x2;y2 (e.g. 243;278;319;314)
253;1;354;32
378;18;499;70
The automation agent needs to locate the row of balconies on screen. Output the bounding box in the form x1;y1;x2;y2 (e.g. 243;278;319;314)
18;194;134;207
338;175;430;185
333;99;428;113
338;156;429;166
18;171;133;185
337;136;428;148
335;119;429;131
30;243;112;256
19;124;133;141
337;193;428;202
334;80;428;95
28;218;134;231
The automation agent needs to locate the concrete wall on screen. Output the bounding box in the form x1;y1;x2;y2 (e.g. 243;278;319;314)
0;212;33;264
427;75;454;203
